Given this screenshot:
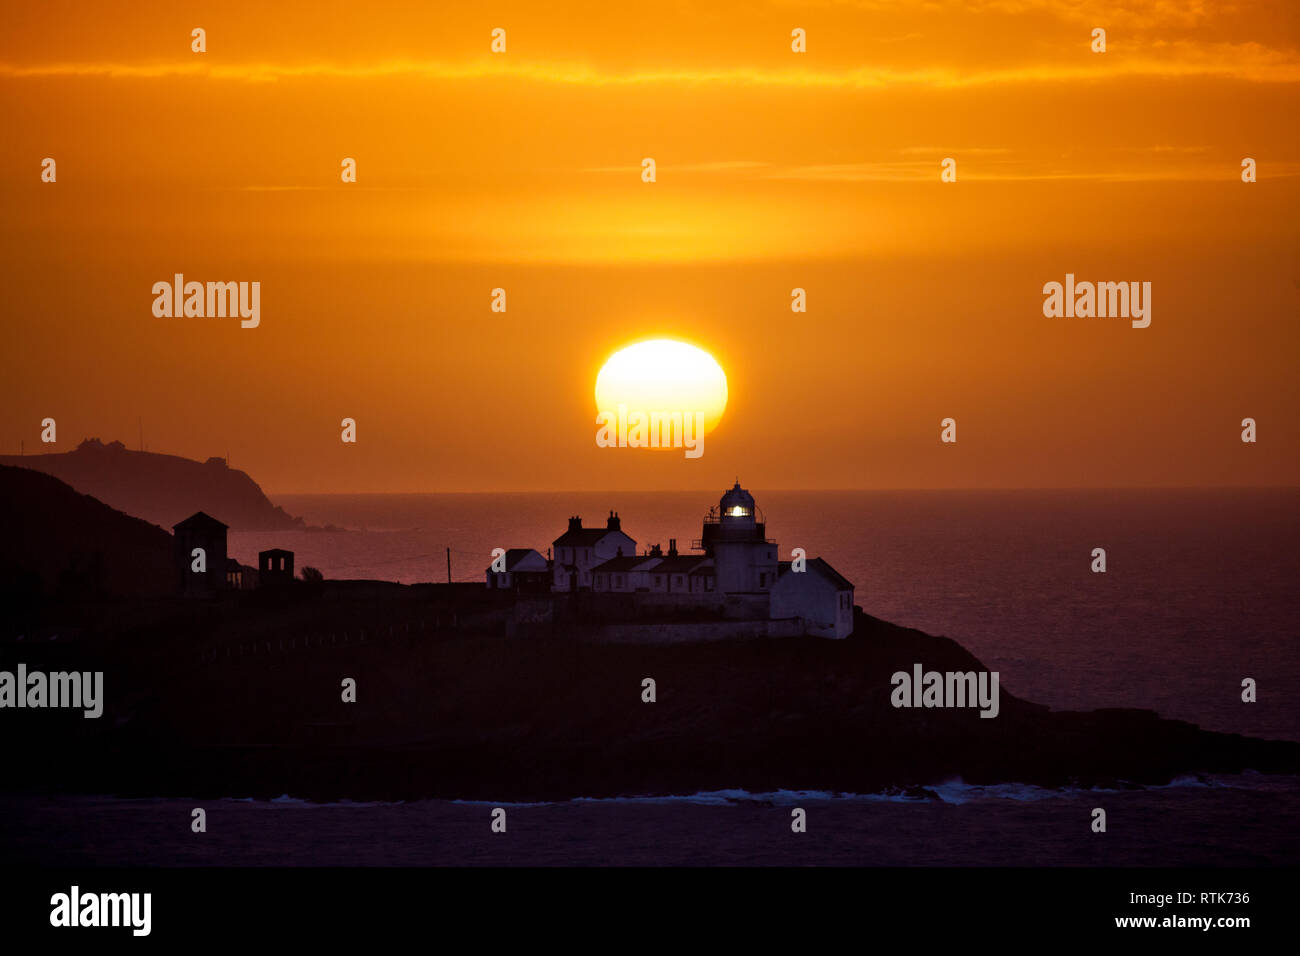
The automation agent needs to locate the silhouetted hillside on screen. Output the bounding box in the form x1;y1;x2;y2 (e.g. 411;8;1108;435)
0;439;305;531
3;585;1295;802
0;464;174;600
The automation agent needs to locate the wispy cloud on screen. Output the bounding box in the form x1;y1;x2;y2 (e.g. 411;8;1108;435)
765;159;1300;182
819;0;1217;30
582;160;770;174
1;40;1296;86
896;146;1013;156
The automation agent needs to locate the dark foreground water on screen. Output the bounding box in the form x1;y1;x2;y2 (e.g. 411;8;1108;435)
3;775;1297;866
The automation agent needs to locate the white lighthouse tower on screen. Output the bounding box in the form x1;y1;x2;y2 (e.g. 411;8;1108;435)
696;481;778;594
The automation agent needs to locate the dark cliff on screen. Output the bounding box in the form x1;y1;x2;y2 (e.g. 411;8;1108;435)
0;464;174;600
0;439;304;531
2;582;1295;802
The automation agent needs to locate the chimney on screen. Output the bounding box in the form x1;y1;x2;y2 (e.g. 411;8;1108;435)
669;538;677;557
568;516;582;532
649;543;663;557
607;510;621;531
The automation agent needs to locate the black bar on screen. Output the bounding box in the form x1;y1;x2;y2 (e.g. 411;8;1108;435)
1;867;1286;943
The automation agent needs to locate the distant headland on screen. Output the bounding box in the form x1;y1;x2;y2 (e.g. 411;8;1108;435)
0;439;308;532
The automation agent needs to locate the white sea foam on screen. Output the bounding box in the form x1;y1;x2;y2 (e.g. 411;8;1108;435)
144;773;1272;810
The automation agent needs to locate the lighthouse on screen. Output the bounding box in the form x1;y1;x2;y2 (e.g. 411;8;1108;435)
696;481;778;594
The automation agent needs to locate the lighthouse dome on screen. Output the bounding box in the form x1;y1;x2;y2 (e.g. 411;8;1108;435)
720;481;755;519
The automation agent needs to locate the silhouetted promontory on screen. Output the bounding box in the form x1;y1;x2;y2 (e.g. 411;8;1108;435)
3;463;1293;802
0;439;305;531
3;577;1295;803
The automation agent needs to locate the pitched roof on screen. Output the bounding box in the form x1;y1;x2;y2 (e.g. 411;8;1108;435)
511;548;544;569
777;557;854;590
651;554;708;575
484;548;547;573
591;555;657;573
173;511;228;532
553;527;621;547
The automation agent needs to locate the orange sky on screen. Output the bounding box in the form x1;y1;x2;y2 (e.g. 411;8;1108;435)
1;0;1297;492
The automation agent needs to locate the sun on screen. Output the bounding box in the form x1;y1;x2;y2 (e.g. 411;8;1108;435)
594;339;728;437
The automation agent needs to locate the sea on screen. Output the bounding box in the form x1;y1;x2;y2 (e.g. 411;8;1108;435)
7;488;1297;866
3;775;1297;866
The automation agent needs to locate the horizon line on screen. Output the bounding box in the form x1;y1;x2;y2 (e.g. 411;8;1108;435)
263;484;1300;496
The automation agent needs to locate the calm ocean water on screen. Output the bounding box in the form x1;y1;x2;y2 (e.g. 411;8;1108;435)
4;775;1298;866
232;488;1300;742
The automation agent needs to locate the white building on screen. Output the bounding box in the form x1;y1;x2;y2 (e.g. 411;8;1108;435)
644;539;714;594
694;482;779;593
552;512;637;592
770;557;856;639
485;548;550;591
591;553;660;592
502;484;856;639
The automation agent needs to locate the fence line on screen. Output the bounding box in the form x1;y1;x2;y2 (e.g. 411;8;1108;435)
196;614;467;663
